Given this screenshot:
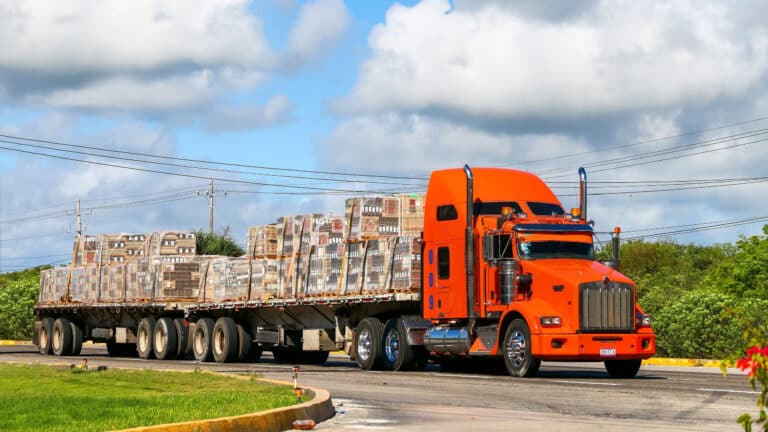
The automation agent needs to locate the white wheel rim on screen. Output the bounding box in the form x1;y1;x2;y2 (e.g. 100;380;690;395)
357;328;373;362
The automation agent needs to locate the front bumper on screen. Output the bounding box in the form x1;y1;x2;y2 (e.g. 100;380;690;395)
532;331;655;361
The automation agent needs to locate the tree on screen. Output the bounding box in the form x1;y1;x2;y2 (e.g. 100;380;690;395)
194;227;244;257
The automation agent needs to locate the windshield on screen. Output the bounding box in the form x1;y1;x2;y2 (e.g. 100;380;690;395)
518;240;594;260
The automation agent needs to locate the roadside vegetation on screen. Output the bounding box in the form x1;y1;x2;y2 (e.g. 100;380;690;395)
2;227;768;360
0;364;296;432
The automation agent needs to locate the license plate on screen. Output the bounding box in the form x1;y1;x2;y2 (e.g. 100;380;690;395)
600;348;616;357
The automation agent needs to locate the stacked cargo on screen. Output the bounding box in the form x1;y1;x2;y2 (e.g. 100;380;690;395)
158;261;202;300
206;257;251;302
246;225;278;257
399;193;426;237
345;197;401;240
126;258;154;301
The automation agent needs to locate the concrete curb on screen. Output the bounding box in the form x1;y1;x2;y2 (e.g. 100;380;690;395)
115;374;335;432
643;357;731;368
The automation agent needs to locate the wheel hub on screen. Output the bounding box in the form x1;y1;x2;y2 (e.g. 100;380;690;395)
506;330;527;368
384;330;400;363
357;329;372;361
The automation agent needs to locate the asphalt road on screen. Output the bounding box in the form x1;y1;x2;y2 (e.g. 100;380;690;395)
0;344;758;431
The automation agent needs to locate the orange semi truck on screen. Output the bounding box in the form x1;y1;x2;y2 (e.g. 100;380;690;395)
35;166;655;378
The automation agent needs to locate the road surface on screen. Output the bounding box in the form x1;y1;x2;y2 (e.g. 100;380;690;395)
0;344;756;431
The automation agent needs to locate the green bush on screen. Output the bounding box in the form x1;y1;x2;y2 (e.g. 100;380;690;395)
0;269;41;340
653;289;765;359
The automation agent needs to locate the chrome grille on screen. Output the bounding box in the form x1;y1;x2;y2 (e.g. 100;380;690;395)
579;281;634;332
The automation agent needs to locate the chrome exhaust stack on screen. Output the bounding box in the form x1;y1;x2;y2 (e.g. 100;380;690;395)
578;167;587;222
463;164;475;318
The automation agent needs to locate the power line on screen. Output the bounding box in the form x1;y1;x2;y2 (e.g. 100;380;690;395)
501;115;768;168
0;144;410;195
0;132;429;181
540;128;768;179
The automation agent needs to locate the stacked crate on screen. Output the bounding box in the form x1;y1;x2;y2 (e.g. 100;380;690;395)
392;237;422;292
126;258;155;301
399;193;426;237
38;269;54;304
207;257;251;302
250;258;280;300
157;261;201;300
246;225;278;257
361;238;392;294
345;197;401;240
74;235;105;267
152;232;196;257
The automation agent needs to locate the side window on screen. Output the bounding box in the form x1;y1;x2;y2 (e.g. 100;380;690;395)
437;247;450;279
437;205;458;221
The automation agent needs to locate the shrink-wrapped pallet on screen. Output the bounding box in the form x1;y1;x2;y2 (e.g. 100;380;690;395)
250;258;279;301
74;235;106;266
341;241;364;294
362;238;392;294
152;232;196;257
102;265;126;302
158;261;200;300
83;266;100;302
345;197;401;240
246;225;278;257
399;193;426;237
208;257;251;302
126;258;155;301
39;269;54;304
69;267;86;302
392;237;422;292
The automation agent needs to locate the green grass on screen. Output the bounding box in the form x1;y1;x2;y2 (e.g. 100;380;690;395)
0;364;298;432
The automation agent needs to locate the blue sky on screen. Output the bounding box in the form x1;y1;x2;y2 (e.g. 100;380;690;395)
2;0;768;272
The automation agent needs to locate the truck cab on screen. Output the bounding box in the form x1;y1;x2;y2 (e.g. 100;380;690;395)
420;166;655;377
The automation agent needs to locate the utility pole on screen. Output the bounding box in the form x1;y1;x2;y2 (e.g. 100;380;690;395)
208;179;214;235
76;198;82;237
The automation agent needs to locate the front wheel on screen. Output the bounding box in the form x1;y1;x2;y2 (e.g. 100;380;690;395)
605;359;642;378
502;319;540;377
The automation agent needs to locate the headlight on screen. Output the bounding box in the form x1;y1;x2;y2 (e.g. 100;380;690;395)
540;316;562;327
636;313;651;327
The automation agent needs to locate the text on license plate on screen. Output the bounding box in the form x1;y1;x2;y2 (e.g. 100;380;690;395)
600;348;616;357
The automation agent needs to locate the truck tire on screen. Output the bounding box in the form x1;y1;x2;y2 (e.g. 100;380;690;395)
137;317;156;359
212;317;238;363
52;318;73;356
38;317;54;355
70;322;83;356
383;318;427;371
192;318;215;362
355;317;385;371
236;324;251;362
502;319;540;377
605;359;642;378
153;317;178;360
174;318;190;359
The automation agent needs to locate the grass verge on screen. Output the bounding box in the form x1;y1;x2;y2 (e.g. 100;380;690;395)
0;364;297;432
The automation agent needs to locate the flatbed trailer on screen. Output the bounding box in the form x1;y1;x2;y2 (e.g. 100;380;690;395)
34;166;656;377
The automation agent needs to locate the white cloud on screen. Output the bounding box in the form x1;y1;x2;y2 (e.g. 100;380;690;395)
287;0;351;63
339;0;768;120
205;95;294;132
0;0;349;116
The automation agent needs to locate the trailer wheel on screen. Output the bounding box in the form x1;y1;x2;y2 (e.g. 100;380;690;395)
212;317;238;363
137;317;156;359
174;318;190;359
605;359;642;378
192;318;215;362
153;318;178;360
502;319;540;377
52;318;73;356
70;322;83;356
236;324;251;362
355;318;385;371
383;318;427;371
38;317;54;355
